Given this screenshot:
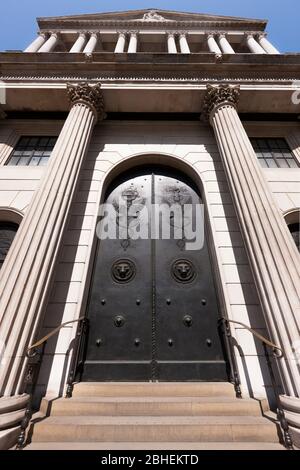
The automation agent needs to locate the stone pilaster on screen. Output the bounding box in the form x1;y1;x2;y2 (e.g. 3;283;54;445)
0;83;105;448
203;83;300;445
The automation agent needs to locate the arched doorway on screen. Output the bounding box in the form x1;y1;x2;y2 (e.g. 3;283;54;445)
0;221;19;270
82;166;228;381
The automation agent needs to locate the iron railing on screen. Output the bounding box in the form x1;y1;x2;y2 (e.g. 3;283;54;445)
220;317;293;450
16;316;88;449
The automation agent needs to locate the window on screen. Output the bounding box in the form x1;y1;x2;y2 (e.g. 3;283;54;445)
250;138;299;168
6;136;57;166
0;222;18;269
288;223;300;253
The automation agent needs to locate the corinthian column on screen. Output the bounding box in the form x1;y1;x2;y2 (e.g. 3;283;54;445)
38;32;59;53
207;33;221;54
217;33;235;53
114;32;126;53
128;32;138;53
24;33;48;52
245;33;266;54
167;33;177;53
203;84;300;445
69;33;87;53
179;33;190;53
257;33;280;54
83;33;98;53
0;83;105;448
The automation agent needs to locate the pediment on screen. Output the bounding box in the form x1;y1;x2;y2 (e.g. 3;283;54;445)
38;8;266;27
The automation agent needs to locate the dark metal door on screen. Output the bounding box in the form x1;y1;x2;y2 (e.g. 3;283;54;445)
82;168;227;381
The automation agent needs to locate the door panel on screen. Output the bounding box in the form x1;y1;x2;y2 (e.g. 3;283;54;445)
154;175;227;380
82;175;153;381
82;168;228;381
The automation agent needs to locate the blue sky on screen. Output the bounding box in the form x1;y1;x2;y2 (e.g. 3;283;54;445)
0;0;299;53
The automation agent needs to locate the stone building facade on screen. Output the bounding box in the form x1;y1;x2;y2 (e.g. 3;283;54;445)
0;9;299;450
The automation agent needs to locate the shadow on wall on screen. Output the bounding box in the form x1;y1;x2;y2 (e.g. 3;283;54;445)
222;193;284;408
31;143;105;410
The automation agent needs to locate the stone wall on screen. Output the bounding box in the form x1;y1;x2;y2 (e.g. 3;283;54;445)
0;119;299;405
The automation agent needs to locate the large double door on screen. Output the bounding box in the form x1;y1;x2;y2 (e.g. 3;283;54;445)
82;168;227;381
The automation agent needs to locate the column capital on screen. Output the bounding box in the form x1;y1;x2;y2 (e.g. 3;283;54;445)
206;32;216;39
202;84;240;122
217;32;227;39
38;31;49;39
128;31;139;38
116;31;127;38
178;31;188;38
244;31;259;39
48;31;60;39
166;31;176;38
256;32;267;40
67;82;106;122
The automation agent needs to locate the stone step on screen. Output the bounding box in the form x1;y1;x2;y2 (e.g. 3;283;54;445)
42;396;268;417
72;382;235;398
25;441;285;450
31;415;279;443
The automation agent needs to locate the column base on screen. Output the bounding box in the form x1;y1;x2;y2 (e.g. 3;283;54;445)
0;426;21;450
0;394;29;449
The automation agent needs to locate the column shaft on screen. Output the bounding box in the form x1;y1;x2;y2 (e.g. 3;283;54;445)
204;85;300;397
167;34;177;53
257;35;280;54
70;33;87;53
179;34;190;53
128;33;138;53
38;33;59;53
83;33;98;53
207;34;221;54
0;84;105;397
24;33;48;53
115;33;126;53
218;34;235;53
246;34;266;54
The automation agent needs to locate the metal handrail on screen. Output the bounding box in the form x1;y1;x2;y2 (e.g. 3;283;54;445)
27;316;85;353
17;316;88;449
224;318;293;450
226;319;283;354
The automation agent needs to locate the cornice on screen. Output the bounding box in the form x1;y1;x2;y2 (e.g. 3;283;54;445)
38;19;266;32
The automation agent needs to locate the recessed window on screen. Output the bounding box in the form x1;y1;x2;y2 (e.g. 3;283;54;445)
6;136;57;166
288;222;300;253
0;222;18;269
251;138;299;168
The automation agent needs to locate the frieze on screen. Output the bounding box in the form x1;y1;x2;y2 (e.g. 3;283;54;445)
0;74;299;83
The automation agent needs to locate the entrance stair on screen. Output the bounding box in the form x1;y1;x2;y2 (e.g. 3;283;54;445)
25;382;284;450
